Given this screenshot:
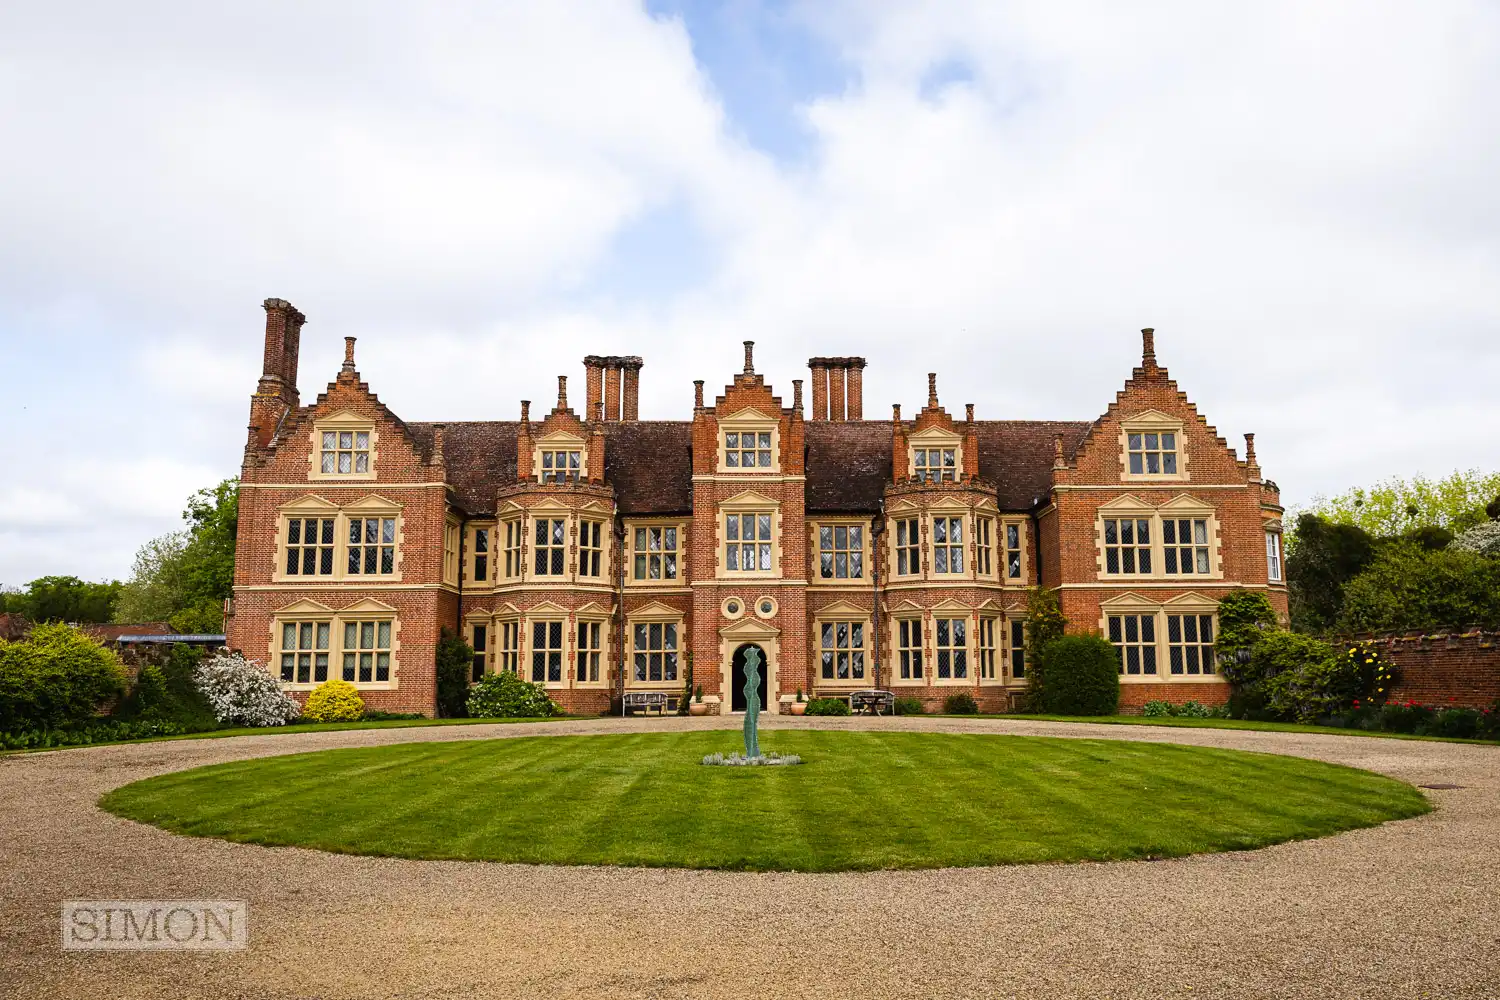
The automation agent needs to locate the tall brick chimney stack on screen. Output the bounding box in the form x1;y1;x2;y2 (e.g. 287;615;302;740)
248;297;306;450
809;361;829;420
584;357;604;421
792;379;803;415
604;364;622;421
828;365;846;421
847;359;865;419
622;359;642;421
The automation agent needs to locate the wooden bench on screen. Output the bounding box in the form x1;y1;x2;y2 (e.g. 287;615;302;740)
623;691;670;716
849;689;895;716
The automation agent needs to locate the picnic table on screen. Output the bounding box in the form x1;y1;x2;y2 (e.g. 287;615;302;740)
849;689;895;716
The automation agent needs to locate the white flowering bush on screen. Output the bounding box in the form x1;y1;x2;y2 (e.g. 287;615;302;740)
1452;521;1500;557
193;652;301;727
701;751;803;767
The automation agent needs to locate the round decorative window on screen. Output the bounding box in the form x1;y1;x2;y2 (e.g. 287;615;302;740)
755;597;778;619
723;598;745;619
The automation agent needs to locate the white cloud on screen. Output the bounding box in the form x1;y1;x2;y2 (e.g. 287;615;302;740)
1;0;1497;582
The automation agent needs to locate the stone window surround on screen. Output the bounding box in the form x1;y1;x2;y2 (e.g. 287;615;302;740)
715;490;783;579
885;605;1030;688
492;501;615;585
442;517;461;586
809;518;871;585
625;519;689;586
466;521;494;585
1117;409;1191;483
1098;593;1226;684
307;411;379;482
273;495;405;584
267;598;401;691
532;430;588;484
1093;495;1223;582
814;611;871;688
885;502;1026;584
475;603;612;689
716;408;781;474
907;425;963;484
625;602;686;691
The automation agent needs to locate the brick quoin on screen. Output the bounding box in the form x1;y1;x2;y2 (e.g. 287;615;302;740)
230;306;1288;717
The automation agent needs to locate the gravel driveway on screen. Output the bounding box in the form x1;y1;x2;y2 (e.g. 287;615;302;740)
1;716;1496;1000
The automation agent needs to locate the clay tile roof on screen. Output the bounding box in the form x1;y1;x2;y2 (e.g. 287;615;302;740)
415;417;1091;518
603;422;694;514
409;421;518;516
974;420;1093;510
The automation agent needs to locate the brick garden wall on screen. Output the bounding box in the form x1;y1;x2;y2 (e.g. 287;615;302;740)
1360;632;1500;709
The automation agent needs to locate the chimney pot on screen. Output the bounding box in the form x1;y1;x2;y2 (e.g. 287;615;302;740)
965;403;974;423
520;400;531;423
792;379;803;414
927;373;938;408
342;336;357;373
743;340;755;374
1141;328;1157;369
556;374;568;410
892;403;902;422
693;379;705;410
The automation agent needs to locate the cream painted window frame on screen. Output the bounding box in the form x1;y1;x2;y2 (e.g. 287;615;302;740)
716;492;782;579
442;518;461;586
499;517;524;581
1003;616;1028;684
908;426;963;484
932;615;970;684
815;617;870;687
716;411;781;474
627;521;686;584
526;618;568;687
575;616;609;686
1099;596;1226;684
1003;519;1027;582
270;608;400;692
274;498;405;584
891;515;922;578
578;518;606;579
892;616;926;685
931;513;966;576
974;516;994;578
811;520;868;583
467;522;495;586
1266;530;1283;583
1118;411;1190;483
1094;499;1223;582
627;609;684;689
977;616;1000;684
497;618;521;674
533;431;588;484
308;413;378;482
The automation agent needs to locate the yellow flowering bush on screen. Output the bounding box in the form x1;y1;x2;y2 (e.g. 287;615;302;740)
301;679;365;723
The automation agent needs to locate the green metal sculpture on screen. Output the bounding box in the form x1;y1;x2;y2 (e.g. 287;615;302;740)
742;646;762;758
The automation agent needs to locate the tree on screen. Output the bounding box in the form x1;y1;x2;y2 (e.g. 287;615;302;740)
116;479;238;632
1029;634;1120;716
7;576;122;624
1292;469;1500;542
1285;514;1377;633
435;628;474;718
1338;543;1500;634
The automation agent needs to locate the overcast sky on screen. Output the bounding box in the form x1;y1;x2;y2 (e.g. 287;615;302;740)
1;0;1497;586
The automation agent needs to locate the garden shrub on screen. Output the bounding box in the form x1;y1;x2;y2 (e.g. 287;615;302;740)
1214;590;1279;686
942;692;979;715
1142;700;1173;717
1337;542;1500;634
301;679;365;723
1452;520;1500;557
114;645;218;730
435;628;474;719
1176;701;1215;719
803;697;851;716
0;718;187;751
1020;588;1067;708
466;671;557;719
1031;634;1120;716
361;710;426;721
893;696;925;716
0;622;129;733
194;652;301;727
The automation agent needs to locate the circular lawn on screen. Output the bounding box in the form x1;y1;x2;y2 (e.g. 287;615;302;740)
100;730;1430;872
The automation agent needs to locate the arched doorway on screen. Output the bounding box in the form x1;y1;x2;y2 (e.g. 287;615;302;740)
730;643;768;713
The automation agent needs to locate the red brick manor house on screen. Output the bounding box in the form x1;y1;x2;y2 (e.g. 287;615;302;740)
228;298;1288;715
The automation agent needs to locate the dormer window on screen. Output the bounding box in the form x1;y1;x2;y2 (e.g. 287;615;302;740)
540;450;581;484
913;448;956;482
725;432;771;468
1127;432;1177;476
321;431;369;474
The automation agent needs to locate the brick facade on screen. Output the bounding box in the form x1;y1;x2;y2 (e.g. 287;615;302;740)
229;302;1287;716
